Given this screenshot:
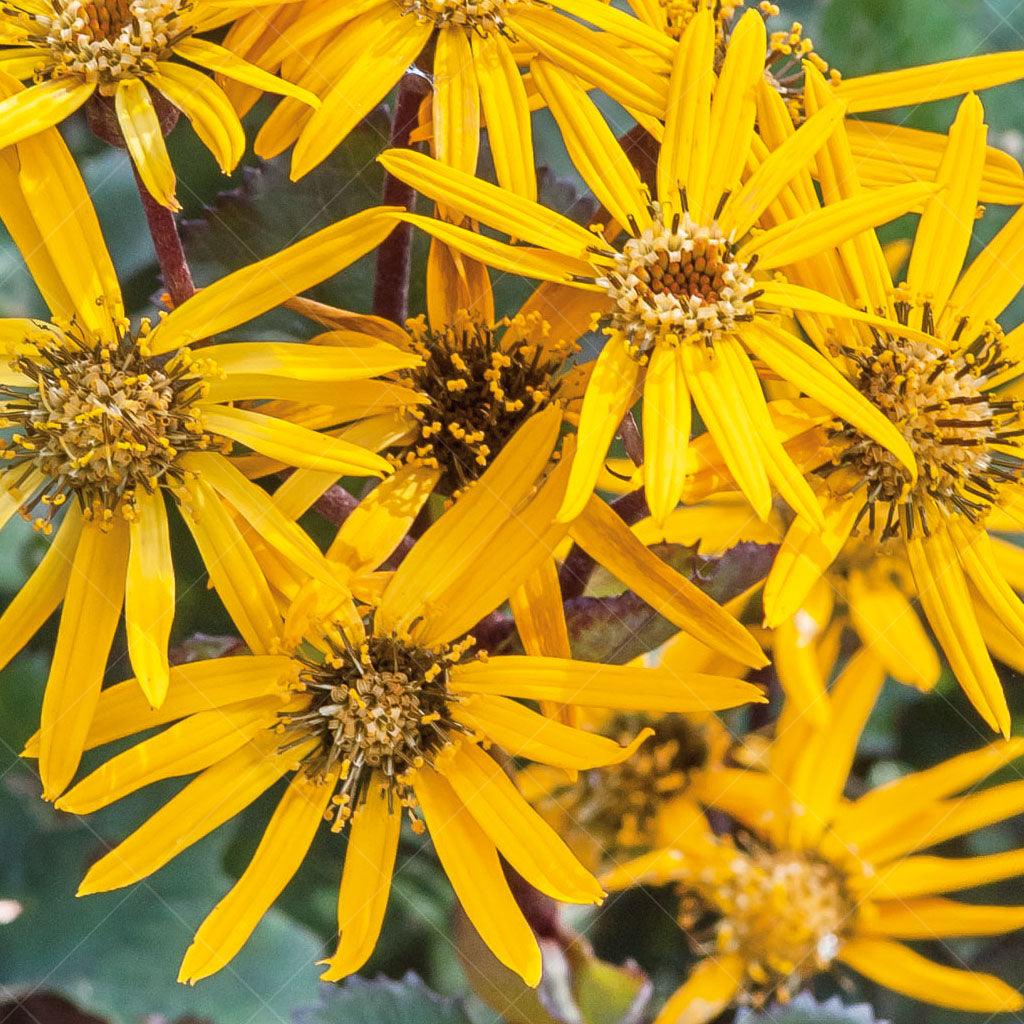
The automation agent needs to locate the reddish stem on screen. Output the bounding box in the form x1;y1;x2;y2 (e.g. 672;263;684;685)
131;163;196;309
372;72;429;324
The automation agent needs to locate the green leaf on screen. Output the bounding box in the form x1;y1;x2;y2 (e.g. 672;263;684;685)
735;994;889;1024
295;973;474;1024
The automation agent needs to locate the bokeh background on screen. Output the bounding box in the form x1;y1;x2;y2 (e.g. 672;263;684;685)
2;0;1024;1021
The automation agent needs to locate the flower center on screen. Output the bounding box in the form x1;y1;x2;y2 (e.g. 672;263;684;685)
0;324;210;527
396;0;519;33
822;301;1024;540
599;206;758;359
280;629;475;828
569;713;711;853
685;845;850;1005
37;0;189;83
394;314;573;496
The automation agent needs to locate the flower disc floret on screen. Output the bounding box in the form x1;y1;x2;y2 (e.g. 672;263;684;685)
599;207;758;358
279;627;477;828
823;296;1024;540
397;0;520;34
395;312;573;495
0;322;212;527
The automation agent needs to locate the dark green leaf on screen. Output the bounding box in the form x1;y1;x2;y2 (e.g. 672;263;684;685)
295;973;473;1024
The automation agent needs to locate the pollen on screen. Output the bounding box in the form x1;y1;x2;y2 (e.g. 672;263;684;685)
397;0;520;34
279;628;476;828
0;321;211;526
599;204;758;359
684;844;851;1006
15;0;192;85
822;297;1024;540
394;311;574;496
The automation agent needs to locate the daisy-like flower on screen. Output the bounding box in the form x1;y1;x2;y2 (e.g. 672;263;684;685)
0;0;319;207
0;128;418;798
377;10;942;531
41;466;767;989
604;654;1024;1021
269;245;770;684
218;0;676;185
759;81;1024;735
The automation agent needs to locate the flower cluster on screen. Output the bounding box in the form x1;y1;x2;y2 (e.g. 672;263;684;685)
1;0;1024;1022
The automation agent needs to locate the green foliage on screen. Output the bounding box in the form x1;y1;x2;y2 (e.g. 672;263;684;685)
296;974;475;1024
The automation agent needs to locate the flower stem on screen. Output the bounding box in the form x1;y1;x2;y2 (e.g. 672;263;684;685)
373;71;429;325
131;163;195;309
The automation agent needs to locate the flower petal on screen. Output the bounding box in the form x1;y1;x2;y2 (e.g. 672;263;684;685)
115;78;178;210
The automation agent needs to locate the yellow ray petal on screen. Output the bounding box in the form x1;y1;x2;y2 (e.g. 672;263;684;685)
834;51;1024;114
472;33;535;198
530;59;649;233
0;77;93;151
702;10;764;217
505;8;666;118
433;28;480;178
393;211;598;283
150;207;399;351
377;405;560;637
643;343;690;525
0;505;81;676
865;898;1024;940
22;655;291;758
741;319;916;479
946;203;1024;329
115;78;178;210
691;768;784;841
739;180;937;270
417;443;572;647
151;64;244;173
39;521;129;801
772;616;830;729
125;488;174;707
657;9;713;215
443;741;604;904
907;93;986;313
454;695;651;770
762;496;860;628
426;238;496;327
558;338;642;522
326;465;439;575
290;6;432;179
378;148;601;258
681;339;771;521
785;648;886;848
569;494;769;669
57;699;279;814
202;338;419;380
252;0;390;68
721;95;846;238
550;0;674;62
838;938;1023;1012
451;654;766;712
184;452;334;585
714;333;823;527
906;527;1009;735
319;783;401;981
414;765;541;986
869;849;1024;901
178;476;281;654
77;734;293;895
653;956;744;1024
173;37;320;108
510;558;571;659
847;569;940;690
202;404;392;477
181;772;335;983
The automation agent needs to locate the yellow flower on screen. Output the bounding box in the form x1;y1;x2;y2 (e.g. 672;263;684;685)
377;11;944;533
43;474;767;988
605;652;1024;1020
759;85;1024;736
0;0;319;207
221;0;675;184
269;245;770;686
0;127;417;798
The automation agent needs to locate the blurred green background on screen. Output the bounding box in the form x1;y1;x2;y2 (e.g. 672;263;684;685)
2;0;1024;1022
